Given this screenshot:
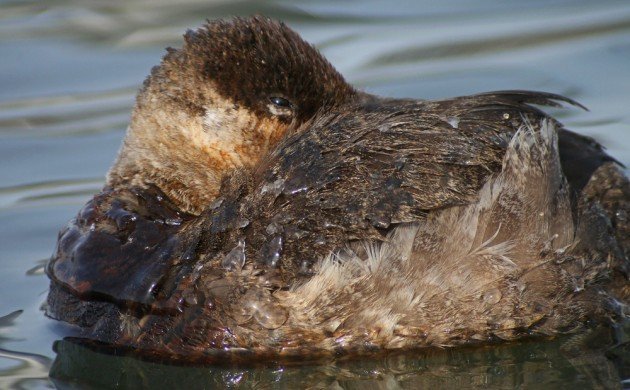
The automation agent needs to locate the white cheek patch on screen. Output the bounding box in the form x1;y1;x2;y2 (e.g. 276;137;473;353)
203;109;224;130
203;107;240;136
202;105;248;147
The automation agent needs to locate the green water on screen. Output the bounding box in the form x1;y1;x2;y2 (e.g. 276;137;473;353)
1;0;629;388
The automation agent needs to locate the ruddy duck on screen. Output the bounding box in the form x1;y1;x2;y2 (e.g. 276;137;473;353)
46;17;629;363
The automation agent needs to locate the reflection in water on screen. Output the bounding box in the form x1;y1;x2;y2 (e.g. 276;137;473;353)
0;311;23;329
1;311;56;388
25;260;47;277
50;327;629;389
0;348;52;389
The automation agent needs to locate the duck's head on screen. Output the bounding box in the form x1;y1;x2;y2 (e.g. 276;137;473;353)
107;17;356;215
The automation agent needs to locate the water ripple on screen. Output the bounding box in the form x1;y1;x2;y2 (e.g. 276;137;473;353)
0;0;375;47
0;348;53;389
0;87;135;138
0;178;103;210
365;7;630;68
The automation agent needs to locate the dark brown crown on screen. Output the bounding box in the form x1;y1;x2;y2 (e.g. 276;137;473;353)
146;16;356;122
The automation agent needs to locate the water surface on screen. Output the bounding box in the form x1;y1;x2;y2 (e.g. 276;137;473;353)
1;0;629;388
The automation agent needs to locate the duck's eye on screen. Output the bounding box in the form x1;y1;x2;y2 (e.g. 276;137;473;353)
270;96;292;108
267;96;294;117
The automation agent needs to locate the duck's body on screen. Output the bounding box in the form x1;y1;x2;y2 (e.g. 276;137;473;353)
46;17;629;363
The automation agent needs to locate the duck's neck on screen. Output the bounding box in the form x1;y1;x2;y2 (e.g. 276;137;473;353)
106;93;289;215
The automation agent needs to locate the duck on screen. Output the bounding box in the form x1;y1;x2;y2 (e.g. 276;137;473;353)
45;16;629;364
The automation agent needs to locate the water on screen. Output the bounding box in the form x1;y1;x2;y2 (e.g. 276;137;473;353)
1;0;629;388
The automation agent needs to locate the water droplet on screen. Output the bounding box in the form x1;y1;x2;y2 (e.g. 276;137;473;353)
222;240;246;271
238;288;288;329
284;186;308;196
164;217;182;226
285;225;307;239
325;319;342;333
260;236;283;267
254;303;288;329
447;117;460;128
378;124;391;132
261;178;285;197
368;214;391;229
260;272;284;289
385;176;401;190
183;290;198;306
181;243;197;262
209;197;224;210
107;208;137;230
233;308;253;325
482;288;502;305
323;221;337;229
266;221;282;235
335;335;352;348
235;217;249;229
394;156;407;171
208;279;234;302
226;372;244;386
298;260;315;275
